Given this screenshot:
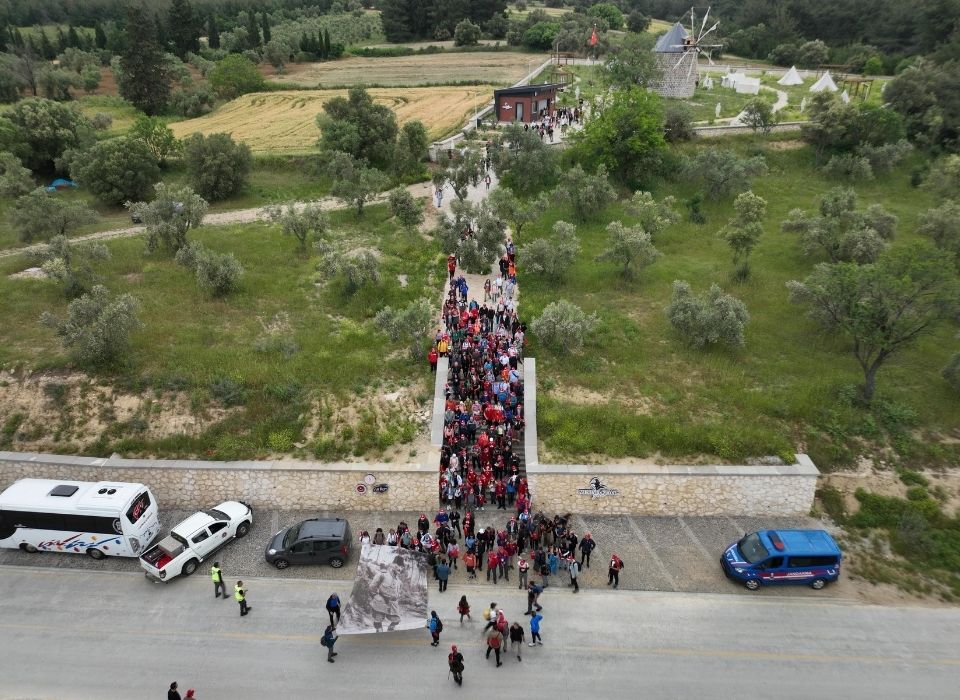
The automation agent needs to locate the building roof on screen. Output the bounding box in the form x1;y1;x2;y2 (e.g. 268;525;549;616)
494;83;564;98
654;22;689;53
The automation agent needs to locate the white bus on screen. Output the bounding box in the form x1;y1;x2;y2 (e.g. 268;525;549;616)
0;479;161;559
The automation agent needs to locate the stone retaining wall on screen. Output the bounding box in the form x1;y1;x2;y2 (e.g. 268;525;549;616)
526;455;819;516
0;452;437;511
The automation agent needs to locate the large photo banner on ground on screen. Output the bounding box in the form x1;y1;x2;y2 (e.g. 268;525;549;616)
338;543;430;635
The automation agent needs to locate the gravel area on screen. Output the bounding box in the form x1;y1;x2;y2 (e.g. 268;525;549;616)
0;508;825;597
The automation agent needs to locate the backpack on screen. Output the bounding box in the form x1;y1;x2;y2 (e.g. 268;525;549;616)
436;618;444;633
496;617;507;634
483;608;492;621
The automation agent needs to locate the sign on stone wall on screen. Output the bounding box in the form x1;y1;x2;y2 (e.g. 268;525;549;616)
577;477;620;498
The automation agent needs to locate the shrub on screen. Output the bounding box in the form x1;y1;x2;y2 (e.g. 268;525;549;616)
663;103;694;142
90;112;113;131
822;153;874;181
530;300;598;354
175;242;244;297
521;221;580;281
453;20;481;47
666;280;749;348
209;54;264;99
71;137;161;206
595;220;662;278
684;148;768;200
898;469;930;487
210;376;246;406
130;183;209;255
943;352;960;392
740;98;778;133
40;285;142;367
33;235;111;298
374;297;434;359
9;188;98;243
855;140;913;175
554;164;616;222
183;132;252;201
316;245;381;295
388;187;424;229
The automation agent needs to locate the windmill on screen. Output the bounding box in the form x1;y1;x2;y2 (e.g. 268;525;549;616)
669;7;722;82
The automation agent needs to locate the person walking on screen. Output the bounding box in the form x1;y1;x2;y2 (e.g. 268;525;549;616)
517;555;529;590
464;550;477;580
457;595;471;623
579;532;596;569
325;593;341;626
484;174;491;190
448;644;465;686
484;625;503;667
428;346;439;372
437;559;451;592
529;611;543;646
428;610;443;646
486;549;499;584
524;581;542;615
569;557;580;593
322;623;338;663
234;581;251;616
168;682;181;700
509;621;525;661
210;562;226;599
608;552;625;588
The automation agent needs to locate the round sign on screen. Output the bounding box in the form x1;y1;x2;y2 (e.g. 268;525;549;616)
355;483;367;494
363;474;377;485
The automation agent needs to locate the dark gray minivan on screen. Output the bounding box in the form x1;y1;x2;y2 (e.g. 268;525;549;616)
265;517;351;570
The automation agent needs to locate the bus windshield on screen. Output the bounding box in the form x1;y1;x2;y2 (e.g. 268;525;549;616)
738;533;770;564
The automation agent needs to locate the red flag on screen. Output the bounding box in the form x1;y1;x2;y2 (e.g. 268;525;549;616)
589;27;598;47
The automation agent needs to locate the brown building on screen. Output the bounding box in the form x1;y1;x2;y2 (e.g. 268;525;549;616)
493;83;564;123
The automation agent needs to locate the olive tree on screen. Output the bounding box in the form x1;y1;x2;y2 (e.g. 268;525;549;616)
666;280;749;348
720;191;767;281
596;220;662;278
740;98;778;133
530;300;598;354
375;297;434;359
0;151;34;197
316;244;381;295
183;132;251;201
130;183;208;255
554;164;616;222
788;244;959;402
71;136;160;205
41;285;142;367
488;187;547;239
325;150;389;217
32;235;110;298
521;221;580;281
626;190;679;239
266;202;330;252
685;148;768;200
388;187;424;230
918;200;960;268
438;149;484;202
175;242;244;297
9;188;97;243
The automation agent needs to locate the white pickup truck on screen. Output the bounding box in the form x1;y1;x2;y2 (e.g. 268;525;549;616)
140;501;253;582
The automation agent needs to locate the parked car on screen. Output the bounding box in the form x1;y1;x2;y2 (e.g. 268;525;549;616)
140;501;253;582
721;529;842;590
265;517;350;570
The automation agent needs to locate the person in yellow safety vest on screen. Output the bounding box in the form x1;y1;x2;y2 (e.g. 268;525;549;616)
235;581;251;616
211;562;227;599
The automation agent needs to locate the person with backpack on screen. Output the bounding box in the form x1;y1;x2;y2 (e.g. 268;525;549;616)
428;610;443;646
457;595;471;623
321;624;338;663
509;621;525;661
447;540;460;570
325;593;341;626
484;624;504;667
448;644;465;686
529;611;543;646
568;556;580;593
524;582;543;615
436;558;451;592
608;552;625;588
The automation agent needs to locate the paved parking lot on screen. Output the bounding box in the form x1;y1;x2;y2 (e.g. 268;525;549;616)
0;509;825;597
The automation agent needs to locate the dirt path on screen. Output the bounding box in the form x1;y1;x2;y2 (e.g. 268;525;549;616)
0;183;432;261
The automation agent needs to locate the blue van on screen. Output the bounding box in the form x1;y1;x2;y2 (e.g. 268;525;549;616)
721;529;842;591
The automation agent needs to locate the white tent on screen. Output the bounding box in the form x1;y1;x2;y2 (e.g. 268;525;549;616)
721;71;744;89
703;75;714;89
809;71;838;93
778;66;804;86
735;76;761;95
840;89;851;103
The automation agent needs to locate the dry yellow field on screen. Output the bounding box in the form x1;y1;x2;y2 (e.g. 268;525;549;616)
274;52;546;87
169;87;495;153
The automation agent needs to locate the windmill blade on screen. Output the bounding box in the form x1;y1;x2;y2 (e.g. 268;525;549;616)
700;21;720;42
674;51;691;70
690;6;696;35
706;53;716;66
698;7;711;41
687;52;697;80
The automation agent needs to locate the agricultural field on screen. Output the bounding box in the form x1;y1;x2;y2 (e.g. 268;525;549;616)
169;87;497;153
273;52;547;87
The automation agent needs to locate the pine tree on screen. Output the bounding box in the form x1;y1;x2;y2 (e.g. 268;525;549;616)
261;13;271;43
38;29;55;59
67;25;80;48
207;15;220;49
245;11;261;48
119;4;171;115
168;0;200;58
324;28;332;59
94;22;107;49
56;26;68;52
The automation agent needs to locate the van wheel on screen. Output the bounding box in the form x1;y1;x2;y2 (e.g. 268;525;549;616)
182;559;199;576
21;544;38;553
236;521;250;538
329;557;344;569
744;579;760;591
86;548;105;560
274;559;290;570
810;578;827;590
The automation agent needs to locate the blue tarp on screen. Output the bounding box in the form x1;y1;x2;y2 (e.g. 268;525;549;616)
45;178;77;192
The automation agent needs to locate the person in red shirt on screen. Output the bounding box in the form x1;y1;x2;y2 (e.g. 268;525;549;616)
428;347;438;372
486;550;499;583
495;479;506;510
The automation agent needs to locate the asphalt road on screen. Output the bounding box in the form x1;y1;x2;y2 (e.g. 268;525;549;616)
1;566;956;700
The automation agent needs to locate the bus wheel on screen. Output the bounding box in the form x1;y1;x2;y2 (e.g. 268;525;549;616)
21;544;39;553
183;559;199;576
744;578;761;591
86;548;105;560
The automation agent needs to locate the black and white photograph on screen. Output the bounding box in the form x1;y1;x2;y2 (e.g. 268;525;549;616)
337;543;430;634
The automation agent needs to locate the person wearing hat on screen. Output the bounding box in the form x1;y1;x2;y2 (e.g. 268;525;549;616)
448;644;464;685
185;691;196;699
322;623;338;663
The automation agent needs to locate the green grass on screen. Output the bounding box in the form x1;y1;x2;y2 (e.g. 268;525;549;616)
76;95;142;136
521;139;960;467
0;203;440;458
0;158;333;252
